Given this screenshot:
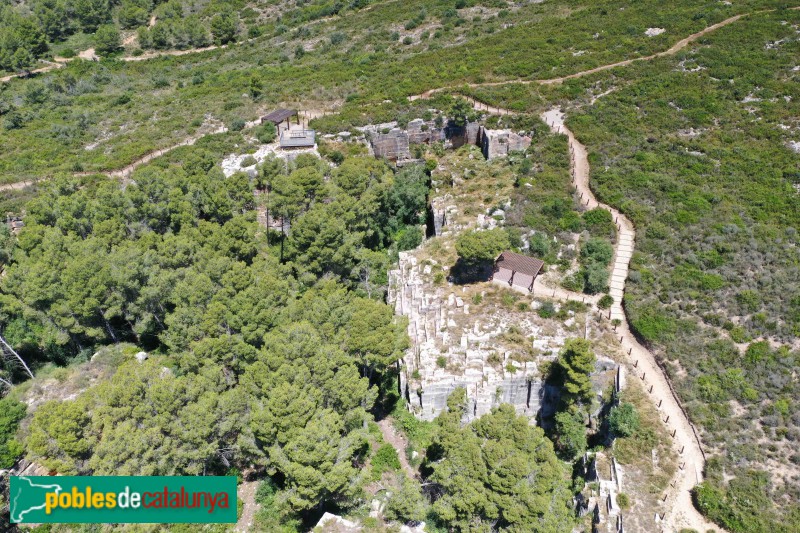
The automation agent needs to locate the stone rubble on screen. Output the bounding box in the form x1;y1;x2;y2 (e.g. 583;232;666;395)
220;142;320;177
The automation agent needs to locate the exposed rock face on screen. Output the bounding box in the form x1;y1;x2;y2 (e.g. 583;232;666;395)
370;127;412;160
362;118;448;161
480;129;532;159
220;142;320;177
314;512;361;532
408;118;447;144
388;251;568;422
363;118;532;163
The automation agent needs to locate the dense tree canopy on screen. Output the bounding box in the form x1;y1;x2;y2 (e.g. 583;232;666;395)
426;389;574;532
1;147;418;520
455;228;510;264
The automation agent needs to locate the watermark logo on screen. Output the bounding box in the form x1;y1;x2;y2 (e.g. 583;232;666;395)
10;476;237;523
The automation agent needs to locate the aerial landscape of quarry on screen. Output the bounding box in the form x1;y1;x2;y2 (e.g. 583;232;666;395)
0;0;799;532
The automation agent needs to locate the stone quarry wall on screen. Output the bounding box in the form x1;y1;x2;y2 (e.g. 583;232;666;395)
388;249;618;422
364;118;530;162
388;251;567;422
370;127;412;160
362;118;447;162
480;129;532;159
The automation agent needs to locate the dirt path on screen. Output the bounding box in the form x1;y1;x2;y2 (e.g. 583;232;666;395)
378;418;416;480
411;94;722;532
5;5;798;87
412;7;800;99
0;108;333;193
0;62;65;83
542;109;631;324
541;108;720;533
235;480;260;532
0;180;41;193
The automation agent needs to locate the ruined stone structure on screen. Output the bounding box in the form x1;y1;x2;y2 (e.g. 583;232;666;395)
364;118;531;162
370;127;412;160
587;452;626;533
362;118;447;162
388;248;620;422
479;128;532;159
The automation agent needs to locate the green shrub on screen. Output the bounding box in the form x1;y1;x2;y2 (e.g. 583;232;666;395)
372;443;401;476
580;238;614;266
385;477;425;523
0;397;26;468
608;403;640;438
616;493;630;509
728;326;750;344
538;301;555;318
598;294;613;309
95;25;121;54
582;262;609;294
436;356;447;368
396;226;423;251
256;122;277;144
561;273;584;292
583;208;616;237
554;410;587;459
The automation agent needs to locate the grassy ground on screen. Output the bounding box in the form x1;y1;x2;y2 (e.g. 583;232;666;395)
1;0;791;184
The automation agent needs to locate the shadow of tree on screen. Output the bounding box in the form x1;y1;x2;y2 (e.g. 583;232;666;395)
448;258;494;285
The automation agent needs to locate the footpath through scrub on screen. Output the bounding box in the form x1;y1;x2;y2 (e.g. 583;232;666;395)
541;108;720;533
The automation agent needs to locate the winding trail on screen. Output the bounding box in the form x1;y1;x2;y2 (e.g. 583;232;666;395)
2;5;795;193
431;95;718;532
412;87;720;531
0;6;786;531
0;112;331;192
541;109;717;533
411;7;799;100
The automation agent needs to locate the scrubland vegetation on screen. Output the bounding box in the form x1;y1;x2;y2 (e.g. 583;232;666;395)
1;0;799;530
447;7;800;530
0;0;791;184
567;11;800;533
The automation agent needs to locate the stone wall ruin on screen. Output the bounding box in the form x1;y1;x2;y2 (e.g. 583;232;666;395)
362;117;531;163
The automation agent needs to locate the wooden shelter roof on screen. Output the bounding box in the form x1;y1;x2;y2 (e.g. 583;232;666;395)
495;251;544;277
262;109;297;123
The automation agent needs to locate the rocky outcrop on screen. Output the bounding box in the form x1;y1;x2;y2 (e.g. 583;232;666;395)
388;251;571;422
